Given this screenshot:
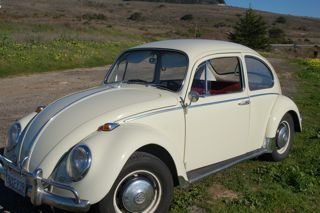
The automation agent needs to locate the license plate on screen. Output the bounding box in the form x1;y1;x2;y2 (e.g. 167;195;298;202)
5;169;27;197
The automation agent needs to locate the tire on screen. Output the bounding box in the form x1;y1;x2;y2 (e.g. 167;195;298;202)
92;152;174;213
268;113;294;161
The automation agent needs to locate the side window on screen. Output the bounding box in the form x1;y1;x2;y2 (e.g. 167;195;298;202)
191;57;243;95
191;62;207;95
245;56;274;90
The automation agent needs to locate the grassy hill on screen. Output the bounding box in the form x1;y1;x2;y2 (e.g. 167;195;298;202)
1;0;319;43
0;0;319;77
123;0;226;4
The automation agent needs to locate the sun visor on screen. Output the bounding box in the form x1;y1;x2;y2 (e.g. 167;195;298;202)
161;53;187;68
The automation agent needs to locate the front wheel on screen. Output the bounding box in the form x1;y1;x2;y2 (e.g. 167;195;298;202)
92;152;173;213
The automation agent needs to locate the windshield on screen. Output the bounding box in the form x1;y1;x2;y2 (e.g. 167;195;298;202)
105;50;188;92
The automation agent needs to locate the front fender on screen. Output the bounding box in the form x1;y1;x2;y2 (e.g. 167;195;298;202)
51;123;187;204
265;95;301;138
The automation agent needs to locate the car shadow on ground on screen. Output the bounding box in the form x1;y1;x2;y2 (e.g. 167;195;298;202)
0;148;51;213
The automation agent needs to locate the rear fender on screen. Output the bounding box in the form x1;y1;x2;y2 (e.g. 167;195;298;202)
265;95;301;138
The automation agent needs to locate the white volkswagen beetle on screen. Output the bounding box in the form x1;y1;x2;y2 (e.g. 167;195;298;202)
0;40;301;212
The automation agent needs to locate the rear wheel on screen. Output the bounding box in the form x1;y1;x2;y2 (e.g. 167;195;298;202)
268;113;294;161
92;152;173;213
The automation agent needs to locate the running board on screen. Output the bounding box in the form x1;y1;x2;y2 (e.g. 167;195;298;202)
187;148;267;183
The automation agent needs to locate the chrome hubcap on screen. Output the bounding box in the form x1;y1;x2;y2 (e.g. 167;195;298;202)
276;121;290;154
122;177;155;212
114;170;161;213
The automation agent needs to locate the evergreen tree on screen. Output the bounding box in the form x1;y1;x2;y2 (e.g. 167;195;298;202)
229;9;269;49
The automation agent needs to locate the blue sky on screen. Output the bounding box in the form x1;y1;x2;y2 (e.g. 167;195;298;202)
225;0;320;18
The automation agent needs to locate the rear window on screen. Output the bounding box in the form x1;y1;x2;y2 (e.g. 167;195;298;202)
245;56;274;90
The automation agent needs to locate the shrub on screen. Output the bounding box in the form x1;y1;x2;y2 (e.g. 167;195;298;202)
298;26;307;31
180;14;193;21
269;27;287;43
128;12;143;21
275;16;287;24
82;13;107;21
214;22;226;28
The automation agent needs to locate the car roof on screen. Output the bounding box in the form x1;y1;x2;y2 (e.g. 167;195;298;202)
132;39;258;60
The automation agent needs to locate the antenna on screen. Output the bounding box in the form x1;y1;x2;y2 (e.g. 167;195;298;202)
249;0;252;9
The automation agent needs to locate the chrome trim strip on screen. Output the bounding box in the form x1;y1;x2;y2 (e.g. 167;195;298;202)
249;92;279;98
123;106;182;123
119;93;279;123
123;93;277;122
189;96;248;109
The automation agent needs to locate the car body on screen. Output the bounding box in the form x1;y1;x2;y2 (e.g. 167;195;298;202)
0;39;301;212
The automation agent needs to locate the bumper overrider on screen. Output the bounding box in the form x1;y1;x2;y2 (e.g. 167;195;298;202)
0;154;90;212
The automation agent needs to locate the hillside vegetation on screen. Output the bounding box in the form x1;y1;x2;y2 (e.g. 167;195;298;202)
1;0;319;43
0;0;319;77
123;0;225;4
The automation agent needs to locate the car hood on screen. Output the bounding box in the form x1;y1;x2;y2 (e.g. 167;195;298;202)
19;84;178;170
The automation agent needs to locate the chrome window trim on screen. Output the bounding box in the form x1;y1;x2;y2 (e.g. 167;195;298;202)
104;48;190;93
190;55;246;98
244;55;275;91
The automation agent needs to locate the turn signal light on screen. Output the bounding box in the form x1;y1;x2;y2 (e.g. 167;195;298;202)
97;123;119;132
35;106;46;113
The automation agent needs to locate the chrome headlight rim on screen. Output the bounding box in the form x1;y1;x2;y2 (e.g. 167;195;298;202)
66;145;92;182
7;122;21;150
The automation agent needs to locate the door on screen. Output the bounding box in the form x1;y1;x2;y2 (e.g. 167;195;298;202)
185;54;250;171
244;55;279;150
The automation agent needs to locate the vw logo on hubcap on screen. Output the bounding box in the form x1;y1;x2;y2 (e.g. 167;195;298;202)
135;192;146;204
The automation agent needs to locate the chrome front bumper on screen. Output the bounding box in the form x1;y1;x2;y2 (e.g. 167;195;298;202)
0;155;90;212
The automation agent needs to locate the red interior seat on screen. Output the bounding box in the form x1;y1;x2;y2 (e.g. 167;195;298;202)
191;80;241;95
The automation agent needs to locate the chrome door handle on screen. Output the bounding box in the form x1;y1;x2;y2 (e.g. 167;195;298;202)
238;99;250;105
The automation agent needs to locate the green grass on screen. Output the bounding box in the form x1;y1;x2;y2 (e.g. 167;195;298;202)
0;21;147;77
0;37;139;77
171;58;320;212
0;21;145;41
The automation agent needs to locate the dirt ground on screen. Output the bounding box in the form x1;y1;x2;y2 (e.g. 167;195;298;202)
0;67;108;147
0;58;298;212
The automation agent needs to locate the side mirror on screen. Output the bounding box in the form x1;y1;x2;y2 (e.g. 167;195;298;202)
188;91;200;103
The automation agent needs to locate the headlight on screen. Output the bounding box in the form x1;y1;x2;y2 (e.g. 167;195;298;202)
6;122;21;150
66;145;92;181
